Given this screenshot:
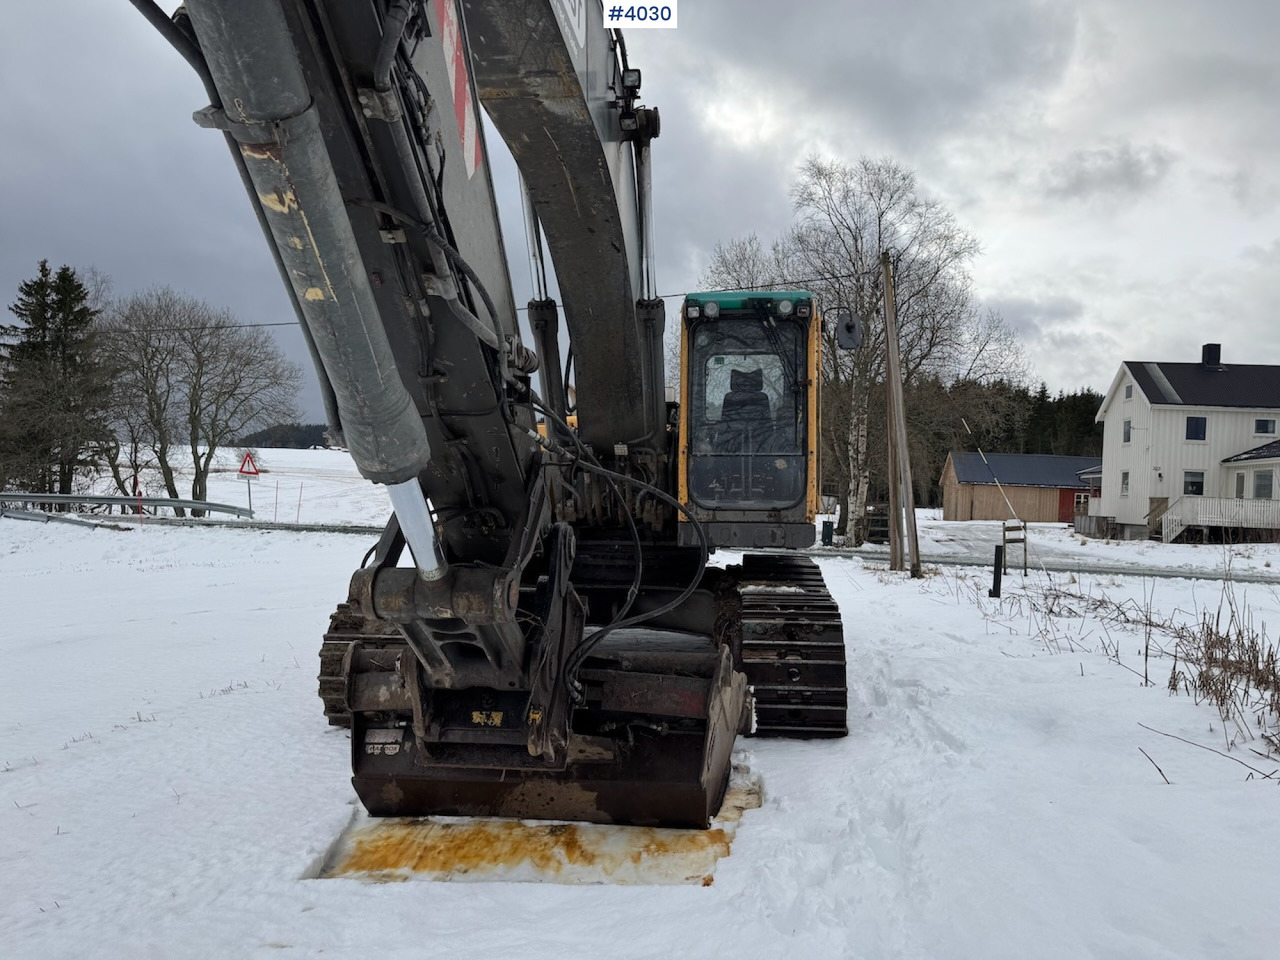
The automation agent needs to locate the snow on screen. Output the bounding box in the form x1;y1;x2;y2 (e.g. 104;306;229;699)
4;450;1280;958
825;509;1280;581
103;445;391;527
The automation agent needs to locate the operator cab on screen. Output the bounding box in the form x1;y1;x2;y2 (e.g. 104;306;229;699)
678;292;821;550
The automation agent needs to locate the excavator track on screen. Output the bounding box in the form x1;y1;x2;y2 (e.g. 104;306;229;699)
320;557;850;738
318;603;399;728
735;554;848;739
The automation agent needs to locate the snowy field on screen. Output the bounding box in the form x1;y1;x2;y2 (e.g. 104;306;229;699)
87;445;392;527
4;451;1280;958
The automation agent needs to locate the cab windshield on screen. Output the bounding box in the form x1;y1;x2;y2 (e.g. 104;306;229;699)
687;316;806;509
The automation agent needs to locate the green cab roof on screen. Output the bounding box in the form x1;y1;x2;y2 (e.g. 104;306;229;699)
684;290;812;308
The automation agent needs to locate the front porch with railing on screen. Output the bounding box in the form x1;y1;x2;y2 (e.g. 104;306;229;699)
1159;496;1280;543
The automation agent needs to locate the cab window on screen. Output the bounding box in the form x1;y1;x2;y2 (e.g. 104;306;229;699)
687;317;806;509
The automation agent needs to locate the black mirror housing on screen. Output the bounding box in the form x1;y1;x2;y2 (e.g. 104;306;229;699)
832;308;863;351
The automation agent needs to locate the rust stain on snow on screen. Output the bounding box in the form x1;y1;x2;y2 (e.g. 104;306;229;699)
320;767;761;885
335;820;730;879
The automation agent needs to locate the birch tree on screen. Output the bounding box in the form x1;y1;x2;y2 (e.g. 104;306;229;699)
100;288;300;515
702;156;1027;541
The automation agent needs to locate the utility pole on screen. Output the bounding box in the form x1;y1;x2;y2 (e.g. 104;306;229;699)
886;368;902;570
882;252;921;578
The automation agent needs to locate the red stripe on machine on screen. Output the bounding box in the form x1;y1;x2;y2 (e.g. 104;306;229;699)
434;0;480;178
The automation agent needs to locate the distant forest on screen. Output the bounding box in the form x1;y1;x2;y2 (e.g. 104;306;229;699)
966;382;1104;458
823;379;1105;511
238;423;328;449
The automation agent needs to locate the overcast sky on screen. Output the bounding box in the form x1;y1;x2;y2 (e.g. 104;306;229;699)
3;0;1277;420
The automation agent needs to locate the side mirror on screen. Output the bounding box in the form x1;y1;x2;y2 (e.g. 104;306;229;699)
832;307;863;350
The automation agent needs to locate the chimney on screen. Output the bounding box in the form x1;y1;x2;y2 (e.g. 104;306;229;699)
1201;343;1222;368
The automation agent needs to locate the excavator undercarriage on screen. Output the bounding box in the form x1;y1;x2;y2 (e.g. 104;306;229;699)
318;551;847;827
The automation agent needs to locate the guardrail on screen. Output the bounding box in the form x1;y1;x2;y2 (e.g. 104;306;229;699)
0;493;254;520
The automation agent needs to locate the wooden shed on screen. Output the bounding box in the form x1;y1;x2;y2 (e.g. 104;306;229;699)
941;453;1101;523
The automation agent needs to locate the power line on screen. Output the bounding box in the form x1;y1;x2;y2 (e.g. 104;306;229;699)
94;268;879;333
96;320;299;335
514;268;880;310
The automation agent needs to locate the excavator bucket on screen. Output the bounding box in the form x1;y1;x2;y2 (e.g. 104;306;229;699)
331;618;752;830
314;766;761;885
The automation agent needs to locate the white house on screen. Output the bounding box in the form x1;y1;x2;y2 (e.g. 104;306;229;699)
1089;343;1280;541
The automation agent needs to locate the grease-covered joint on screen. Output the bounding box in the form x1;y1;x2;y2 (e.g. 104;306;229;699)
506;337;539;375
350;566;519;626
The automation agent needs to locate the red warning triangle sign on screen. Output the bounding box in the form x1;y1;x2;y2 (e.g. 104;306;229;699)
238;452;260;477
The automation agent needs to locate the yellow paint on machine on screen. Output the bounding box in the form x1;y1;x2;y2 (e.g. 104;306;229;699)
677;310;691;512
316;767;761;885
257;188;300;214
302;287;327;301
806;308;822;522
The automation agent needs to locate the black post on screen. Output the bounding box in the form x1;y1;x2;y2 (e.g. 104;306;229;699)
989;545;1003;598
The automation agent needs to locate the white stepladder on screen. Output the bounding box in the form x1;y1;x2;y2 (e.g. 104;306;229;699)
1002;519;1028;576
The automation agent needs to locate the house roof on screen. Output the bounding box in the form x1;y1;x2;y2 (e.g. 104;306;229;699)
1222;439;1280;464
948;453;1102;489
1126;361;1280;408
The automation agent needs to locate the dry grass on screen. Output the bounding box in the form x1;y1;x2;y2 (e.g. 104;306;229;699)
1018;577;1280;757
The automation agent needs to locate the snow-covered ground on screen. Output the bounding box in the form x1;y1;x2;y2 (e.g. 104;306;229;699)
871;511;1280;580
102;446;1280;581
98;445;391;527
4;451;1280;958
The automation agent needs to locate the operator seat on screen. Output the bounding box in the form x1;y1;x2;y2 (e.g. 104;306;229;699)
720;368;771;423
714;366;772;478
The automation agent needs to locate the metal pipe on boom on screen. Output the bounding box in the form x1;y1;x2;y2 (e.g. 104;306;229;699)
182;0;443;578
128;0;345;441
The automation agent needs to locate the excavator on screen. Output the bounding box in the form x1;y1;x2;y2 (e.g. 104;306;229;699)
129;0;855;831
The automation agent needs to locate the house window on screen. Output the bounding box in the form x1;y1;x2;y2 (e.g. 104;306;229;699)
1185;416;1207;441
1120;471;1130;496
1236;472;1246;499
1122;419;1132;443
1183;471;1205;496
1124;384;1133;400
1255;471;1274;500
1256;419;1276;435
1074;491;1089;509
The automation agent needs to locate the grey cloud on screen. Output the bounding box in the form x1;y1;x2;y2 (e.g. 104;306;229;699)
655;0;1079;151
0;1;324;418
1041;142;1175;200
1220;165;1280;212
984;294;1085;339
8;0;1280;417
1039;326;1118;392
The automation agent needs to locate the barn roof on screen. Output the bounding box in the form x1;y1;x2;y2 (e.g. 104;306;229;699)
948;452;1102;489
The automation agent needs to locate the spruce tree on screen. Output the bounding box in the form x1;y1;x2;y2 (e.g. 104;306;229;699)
0;261;111;494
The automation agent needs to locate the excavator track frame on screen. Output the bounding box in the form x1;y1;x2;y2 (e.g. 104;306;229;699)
319;553;849;741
